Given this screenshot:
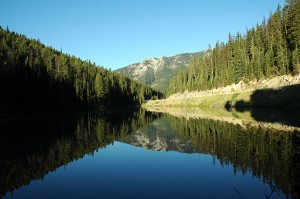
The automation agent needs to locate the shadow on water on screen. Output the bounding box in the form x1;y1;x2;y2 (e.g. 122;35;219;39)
226;84;300;127
0;109;161;198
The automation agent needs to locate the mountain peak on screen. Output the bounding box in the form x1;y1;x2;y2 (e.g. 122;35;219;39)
115;51;206;91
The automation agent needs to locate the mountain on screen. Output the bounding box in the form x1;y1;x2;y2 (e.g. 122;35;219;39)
115;51;206;91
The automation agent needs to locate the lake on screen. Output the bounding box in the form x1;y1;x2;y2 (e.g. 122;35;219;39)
0;109;299;199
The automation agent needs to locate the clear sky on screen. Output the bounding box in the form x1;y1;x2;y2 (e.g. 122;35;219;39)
0;0;285;70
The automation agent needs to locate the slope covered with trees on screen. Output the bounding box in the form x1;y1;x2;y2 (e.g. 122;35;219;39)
168;1;300;95
0;27;163;112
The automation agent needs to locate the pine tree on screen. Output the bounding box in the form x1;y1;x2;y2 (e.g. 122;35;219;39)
292;45;300;74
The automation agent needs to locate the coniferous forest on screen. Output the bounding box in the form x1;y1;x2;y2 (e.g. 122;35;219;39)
0;27;163;112
168;1;300;95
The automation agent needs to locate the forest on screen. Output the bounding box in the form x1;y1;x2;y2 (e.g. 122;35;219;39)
0;27;163;112
168;0;300;95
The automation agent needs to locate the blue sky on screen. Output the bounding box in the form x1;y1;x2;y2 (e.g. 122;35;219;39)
0;0;285;70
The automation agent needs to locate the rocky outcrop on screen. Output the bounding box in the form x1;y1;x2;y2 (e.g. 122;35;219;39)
115;51;206;91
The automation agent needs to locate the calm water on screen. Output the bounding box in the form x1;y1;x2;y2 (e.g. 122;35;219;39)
0;110;299;199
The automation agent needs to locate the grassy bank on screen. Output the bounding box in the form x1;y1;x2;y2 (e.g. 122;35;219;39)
143;84;300;111
143;91;251;108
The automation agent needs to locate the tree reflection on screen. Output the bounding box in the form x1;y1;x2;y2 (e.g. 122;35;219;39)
0;110;161;197
167;115;300;198
1;110;299;198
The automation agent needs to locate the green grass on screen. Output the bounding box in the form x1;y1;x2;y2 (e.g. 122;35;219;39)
144;84;300;111
148;92;252;108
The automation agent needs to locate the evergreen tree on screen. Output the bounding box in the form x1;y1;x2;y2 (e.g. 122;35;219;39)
292;45;300;74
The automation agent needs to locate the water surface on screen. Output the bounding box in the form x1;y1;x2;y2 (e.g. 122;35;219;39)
1;110;299;199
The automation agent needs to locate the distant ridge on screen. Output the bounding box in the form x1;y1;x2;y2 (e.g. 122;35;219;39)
115;51;206;91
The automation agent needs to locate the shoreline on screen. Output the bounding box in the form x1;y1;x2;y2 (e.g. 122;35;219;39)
143;75;300;111
143;106;300;132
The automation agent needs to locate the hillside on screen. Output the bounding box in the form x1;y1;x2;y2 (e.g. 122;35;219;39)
115;51;206;91
167;1;300;95
143;1;300;112
0;27;163;112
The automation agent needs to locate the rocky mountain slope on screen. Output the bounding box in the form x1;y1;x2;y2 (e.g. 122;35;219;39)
115;51;206;91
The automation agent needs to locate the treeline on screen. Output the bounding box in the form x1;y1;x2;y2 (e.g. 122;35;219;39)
168;116;300;198
168;1;300;95
0;27;163;111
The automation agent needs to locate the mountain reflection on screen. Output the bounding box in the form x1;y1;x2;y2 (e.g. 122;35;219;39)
122;114;300;198
121;117;196;153
0;110;161;197
1;109;299;198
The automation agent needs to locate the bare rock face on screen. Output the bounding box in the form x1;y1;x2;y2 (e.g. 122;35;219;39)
115;51;206;91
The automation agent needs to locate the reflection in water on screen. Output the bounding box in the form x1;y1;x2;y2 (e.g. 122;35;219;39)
121;114;300;199
166;116;300;199
0;110;160;197
0;109;299;198
121;117;196;153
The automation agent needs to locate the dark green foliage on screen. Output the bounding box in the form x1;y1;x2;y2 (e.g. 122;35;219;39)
0;27;164;111
292;45;300;74
167;1;300;95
